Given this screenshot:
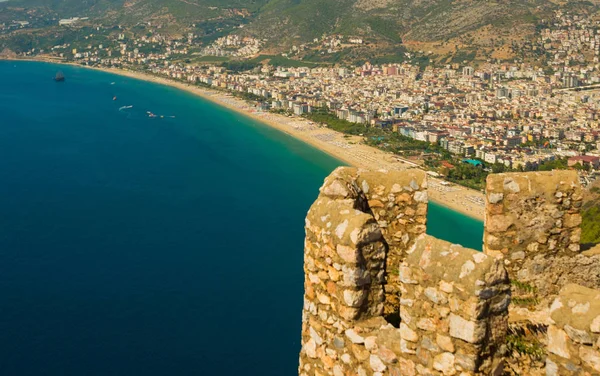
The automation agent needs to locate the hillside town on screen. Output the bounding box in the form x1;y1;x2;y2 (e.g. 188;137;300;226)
200;35;263;58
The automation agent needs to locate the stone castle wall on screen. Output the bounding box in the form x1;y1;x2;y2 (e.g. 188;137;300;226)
299;167;509;376
305;167;429;322
398;235;509;375
546;284;600;375
483;171;584;299
299;168;600;376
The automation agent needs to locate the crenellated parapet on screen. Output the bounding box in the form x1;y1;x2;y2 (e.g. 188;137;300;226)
303;179;387;323
299;167;509;376
299;168;600;376
399;235;510;375
307;167;429;320
483;171;600;300
484;170;582;260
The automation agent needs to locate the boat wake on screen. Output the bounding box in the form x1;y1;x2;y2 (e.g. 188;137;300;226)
119;105;133;111
145;111;176;119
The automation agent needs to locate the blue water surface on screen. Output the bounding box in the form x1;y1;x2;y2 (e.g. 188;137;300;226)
0;61;482;376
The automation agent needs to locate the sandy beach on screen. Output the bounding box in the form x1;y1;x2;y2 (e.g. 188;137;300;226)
4;58;485;220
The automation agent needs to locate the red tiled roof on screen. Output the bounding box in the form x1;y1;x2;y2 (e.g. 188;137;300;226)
569;156;599;162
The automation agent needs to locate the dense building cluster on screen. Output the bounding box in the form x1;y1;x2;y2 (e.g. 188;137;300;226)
541;11;600;72
200;35;263;58
129;60;599;174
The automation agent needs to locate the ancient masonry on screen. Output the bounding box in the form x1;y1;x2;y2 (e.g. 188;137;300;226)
484;171;595;300
298;168;600;376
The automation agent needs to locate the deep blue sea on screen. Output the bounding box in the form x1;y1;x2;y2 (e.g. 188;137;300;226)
0;61;483;375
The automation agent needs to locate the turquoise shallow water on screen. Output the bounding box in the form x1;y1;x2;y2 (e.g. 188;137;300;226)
0;61;482;375
428;201;484;251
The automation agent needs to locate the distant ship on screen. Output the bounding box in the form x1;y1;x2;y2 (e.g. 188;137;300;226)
54;71;65;82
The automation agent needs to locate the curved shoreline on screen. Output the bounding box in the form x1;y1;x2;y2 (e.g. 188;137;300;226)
2;57;485;221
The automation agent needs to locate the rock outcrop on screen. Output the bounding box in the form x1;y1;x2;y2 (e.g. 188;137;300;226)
0;48;17;59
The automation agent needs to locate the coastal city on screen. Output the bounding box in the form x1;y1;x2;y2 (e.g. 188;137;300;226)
2;8;600;217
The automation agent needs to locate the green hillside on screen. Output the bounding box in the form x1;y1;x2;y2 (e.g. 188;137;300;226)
3;0;600;59
4;0;267;20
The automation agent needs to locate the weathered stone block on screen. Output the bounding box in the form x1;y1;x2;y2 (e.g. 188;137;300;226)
377;345;397;364
455;352;478;372
486;215;513;232
550;284;600;334
417;318;437;332
547;325;571;359
433;352;456;375
369;354;386;372
564;324;593;345
342;289;367;308
564;213;582;229
591;315;600;333
436;334;455;353
449;314;486;344
579;347;600;373
305;338;317;358
424;287;448;305
336;244;359;263
344;328;364;344
400;323;418;342
488;192;504;204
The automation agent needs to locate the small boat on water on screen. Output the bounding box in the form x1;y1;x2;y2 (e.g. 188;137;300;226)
113;96;117;101
54;71;65;82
